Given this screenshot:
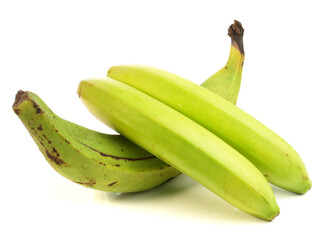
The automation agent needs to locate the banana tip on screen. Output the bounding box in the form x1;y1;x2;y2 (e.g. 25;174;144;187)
77;84;82;98
13;90;29;112
77;80;88;98
268;208;280;222
77;80;95;99
299;177;312;194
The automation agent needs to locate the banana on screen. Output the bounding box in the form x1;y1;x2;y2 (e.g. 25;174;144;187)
107;67;311;194
13;20;245;193
13;90;180;192
77;77;279;221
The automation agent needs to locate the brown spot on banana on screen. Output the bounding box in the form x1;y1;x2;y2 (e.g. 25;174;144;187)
42;134;51;144
45;149;65;166
108;181;117;186
30;100;42;114
75;178;96;187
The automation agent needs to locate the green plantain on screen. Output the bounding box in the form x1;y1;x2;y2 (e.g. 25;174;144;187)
77;77;279;221
107;61;311;194
13;90;180;192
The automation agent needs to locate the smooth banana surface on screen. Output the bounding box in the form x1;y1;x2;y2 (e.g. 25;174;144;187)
107;63;311;194
13;91;180;192
78;78;280;221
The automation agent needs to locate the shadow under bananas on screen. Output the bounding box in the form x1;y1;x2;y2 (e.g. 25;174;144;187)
94;174;265;224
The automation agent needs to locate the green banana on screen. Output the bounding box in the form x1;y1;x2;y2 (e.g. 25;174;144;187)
77;77;280;221
13;20;245;193
107;67;311;194
13;90;180;192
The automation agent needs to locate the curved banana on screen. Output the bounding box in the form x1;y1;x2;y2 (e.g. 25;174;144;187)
107;67;311;194
77;77;279;221
13;20;245;193
13;90;180;192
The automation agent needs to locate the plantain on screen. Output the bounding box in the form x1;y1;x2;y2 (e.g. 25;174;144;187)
107;63;311;194
13;90;180;192
13;20;245;193
77;77;279;221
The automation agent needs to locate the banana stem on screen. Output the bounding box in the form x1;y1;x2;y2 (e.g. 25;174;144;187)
201;20;245;104
228;20;244;56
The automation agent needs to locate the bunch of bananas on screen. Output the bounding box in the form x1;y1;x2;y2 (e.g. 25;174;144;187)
13;21;311;221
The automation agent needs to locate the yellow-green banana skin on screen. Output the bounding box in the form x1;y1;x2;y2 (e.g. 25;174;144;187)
13;91;180;192
78;78;280;221
201;45;243;105
107;64;311;194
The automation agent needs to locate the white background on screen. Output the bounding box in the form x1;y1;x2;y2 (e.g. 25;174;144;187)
1;0;319;239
